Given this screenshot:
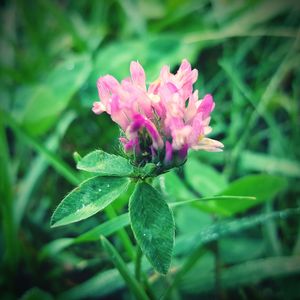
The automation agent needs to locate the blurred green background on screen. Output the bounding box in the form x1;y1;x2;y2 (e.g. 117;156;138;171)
1;0;300;299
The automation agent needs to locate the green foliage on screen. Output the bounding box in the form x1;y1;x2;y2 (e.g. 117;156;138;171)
50;176;130;227
90;35;199;84
21;55;92;136
175;207;300;256
100;236;149;300
194;174;288;216
240;151;300;178
181;256;300;294
74;213;130;243
56;207;300;300
129;182;175;274
1;0;300;299
41;213;130;258
184;157;228;196
77;150;134;176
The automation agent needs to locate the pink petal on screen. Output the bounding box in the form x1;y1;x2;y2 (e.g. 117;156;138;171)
110;95;130;131
160;65;171;81
92;101;106;114
193;138;224;152
97;75;119;105
197;94;215;119
130;61;146;89
164;141;173;162
178;59;191;74
130;114;163;149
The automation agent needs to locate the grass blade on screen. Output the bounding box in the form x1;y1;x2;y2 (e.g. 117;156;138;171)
100;236;149;300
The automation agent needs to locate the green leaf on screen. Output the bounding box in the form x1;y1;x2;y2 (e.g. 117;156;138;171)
58;268;124;300
174;207;300;256
100;236;149;300
3;113;80;186
77;150;134;176
39;238;74;260
15;111;76;228
58;208;300;300
21;55;91;136
175;206;212;235
164;171;195;201
181;256;300;294
170;195;256;208
50;176;130;227
129;182;175;274
217;174;287;215
240;151;300;178
138;163;157;178
20;287;53;300
194;175;288;216
74;213;130;243
91;35;199;83
41;214;130;258
184;157;228;196
220;238;265;264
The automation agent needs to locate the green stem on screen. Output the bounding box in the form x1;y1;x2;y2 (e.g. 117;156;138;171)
163;247;206;299
212;239;222;299
142;275;157;300
135;245;143;282
104;205;135;260
2;112;79;186
101;236;150;300
0;118;19;271
211;214;223;300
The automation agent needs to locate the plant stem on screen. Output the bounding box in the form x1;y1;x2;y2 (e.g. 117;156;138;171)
104;205;135;260
142;275;157;300
101;236;150;300
2;112;79;186
0;118;19;272
135;245;143;281
162;247;206;299
212;239;222;300
211;213;223;300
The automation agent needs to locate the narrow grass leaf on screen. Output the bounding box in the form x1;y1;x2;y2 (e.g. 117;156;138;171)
58;268;123;300
181;256;300;294
240;151;300;178
74;213;130;243
174;207;300;256
41;214;130;257
15;111;76;227
3;113;79;186
39;238;74;259
170;195;256;208
100;236;149;300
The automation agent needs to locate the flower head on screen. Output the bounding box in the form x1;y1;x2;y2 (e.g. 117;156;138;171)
93;59;223;171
